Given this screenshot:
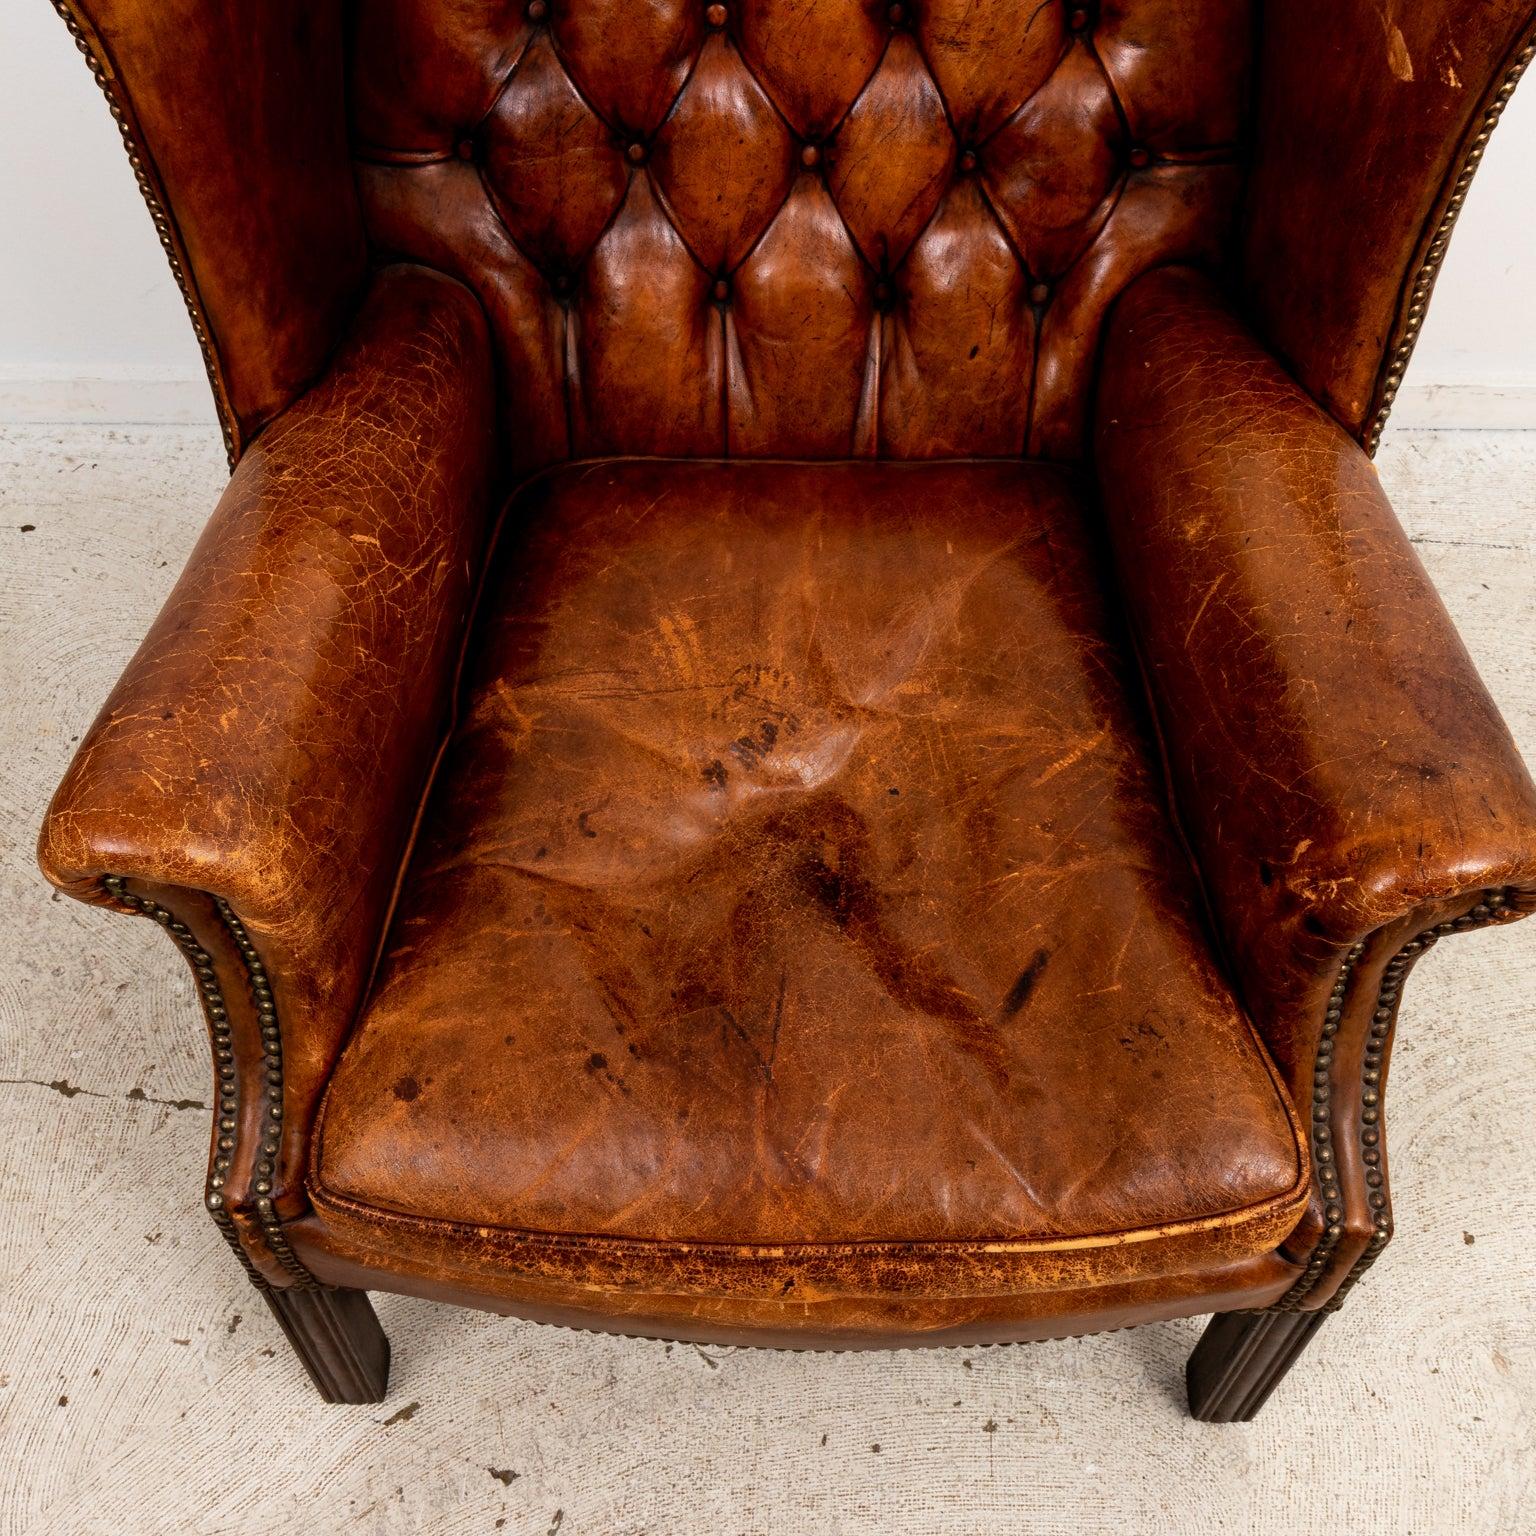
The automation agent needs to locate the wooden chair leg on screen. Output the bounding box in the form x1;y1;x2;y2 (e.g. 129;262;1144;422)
1186;1308;1328;1422
261;1285;391;1404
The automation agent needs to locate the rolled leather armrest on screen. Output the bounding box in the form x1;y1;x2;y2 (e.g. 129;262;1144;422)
1095;266;1536;1189
39;264;495;1251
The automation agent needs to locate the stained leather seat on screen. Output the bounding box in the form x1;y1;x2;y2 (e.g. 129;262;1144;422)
314;458;1307;1317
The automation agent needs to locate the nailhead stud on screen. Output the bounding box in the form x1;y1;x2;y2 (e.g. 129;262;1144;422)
1279;890;1512;1311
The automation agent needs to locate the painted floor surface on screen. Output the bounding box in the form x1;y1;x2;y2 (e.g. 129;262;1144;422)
1;425;1533;1535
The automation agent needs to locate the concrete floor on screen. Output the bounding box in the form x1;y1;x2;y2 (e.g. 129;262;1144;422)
1;425;1533;1535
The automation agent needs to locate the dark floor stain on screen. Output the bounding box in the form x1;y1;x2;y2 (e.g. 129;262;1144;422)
171;1338;190;1347
547;1512;564;1536
870;1443;881;1454
391;1075;421;1103
126;1086;206;1111
1464;1231;1476;1245
487;1467;519;1486
983;1419;998;1433
999;949;1051;1019
382;1401;420;1426
57;1394;68;1407
1;1077;93;1099
577;811;598;838
227;1312;242;1335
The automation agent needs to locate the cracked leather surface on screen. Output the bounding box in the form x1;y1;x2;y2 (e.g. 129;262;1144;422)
39;265;496;1206
1097;267;1536;1104
314;458;1308;1317
290;1215;1299;1347
39;3;1536;1338
1097;269;1536;1304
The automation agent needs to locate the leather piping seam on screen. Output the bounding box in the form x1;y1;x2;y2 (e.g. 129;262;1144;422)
1364;27;1536;455
305;1170;1310;1264
101;875;321;1291
48;1;239;468
1272;886;1520;1311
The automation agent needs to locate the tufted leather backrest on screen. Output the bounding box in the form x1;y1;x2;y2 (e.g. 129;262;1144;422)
351;0;1249;471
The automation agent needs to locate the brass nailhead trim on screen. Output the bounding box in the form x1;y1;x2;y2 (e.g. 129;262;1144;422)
211;897;318;1290
1274;888;1517;1312
1366;37;1536;455
102;876;319;1291
48;2;238;469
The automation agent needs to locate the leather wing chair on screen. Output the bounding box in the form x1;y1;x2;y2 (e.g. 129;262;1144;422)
40;0;1536;1421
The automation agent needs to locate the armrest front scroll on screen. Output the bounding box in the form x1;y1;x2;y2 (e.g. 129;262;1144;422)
39;264;495;1278
1095;266;1536;1303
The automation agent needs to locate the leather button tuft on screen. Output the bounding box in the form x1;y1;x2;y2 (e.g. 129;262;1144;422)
873;280;895;311
526;0;548;19
627;141;647;165
1069;6;1091;29
713;278;731;303
1128;146;1151;169
706;2;727;25
1029;281;1051;305
800;143;821;169
456;138;476;162
887;3;906;24
958;149;977;174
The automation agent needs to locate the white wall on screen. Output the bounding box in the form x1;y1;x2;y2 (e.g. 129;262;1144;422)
2;3;1534;430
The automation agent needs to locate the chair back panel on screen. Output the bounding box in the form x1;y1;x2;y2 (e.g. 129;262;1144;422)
351;0;1249;470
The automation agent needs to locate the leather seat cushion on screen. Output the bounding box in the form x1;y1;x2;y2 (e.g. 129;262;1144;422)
314;459;1307;1303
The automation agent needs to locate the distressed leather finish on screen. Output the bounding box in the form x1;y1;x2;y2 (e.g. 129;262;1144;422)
288;1219;1301;1349
39;265;496;1222
353;0;1245;469
38;1;1536;1360
1096;267;1536;1300
52;1;367;456
312;459;1309;1327
1097;268;1536;1098
1243;1;1536;445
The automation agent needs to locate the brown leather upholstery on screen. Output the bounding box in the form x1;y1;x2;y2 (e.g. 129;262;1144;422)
51;1;367;459
310;460;1307;1328
1096;267;1536;1299
37;0;1536;1391
1242;2;1536;448
353;0;1244;469
39;265;497;1238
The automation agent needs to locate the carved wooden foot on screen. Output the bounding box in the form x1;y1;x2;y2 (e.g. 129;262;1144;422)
262;1285;391;1404
1186;1309;1328;1422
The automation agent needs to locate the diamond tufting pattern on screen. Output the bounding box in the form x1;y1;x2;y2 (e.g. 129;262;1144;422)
352;0;1248;470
